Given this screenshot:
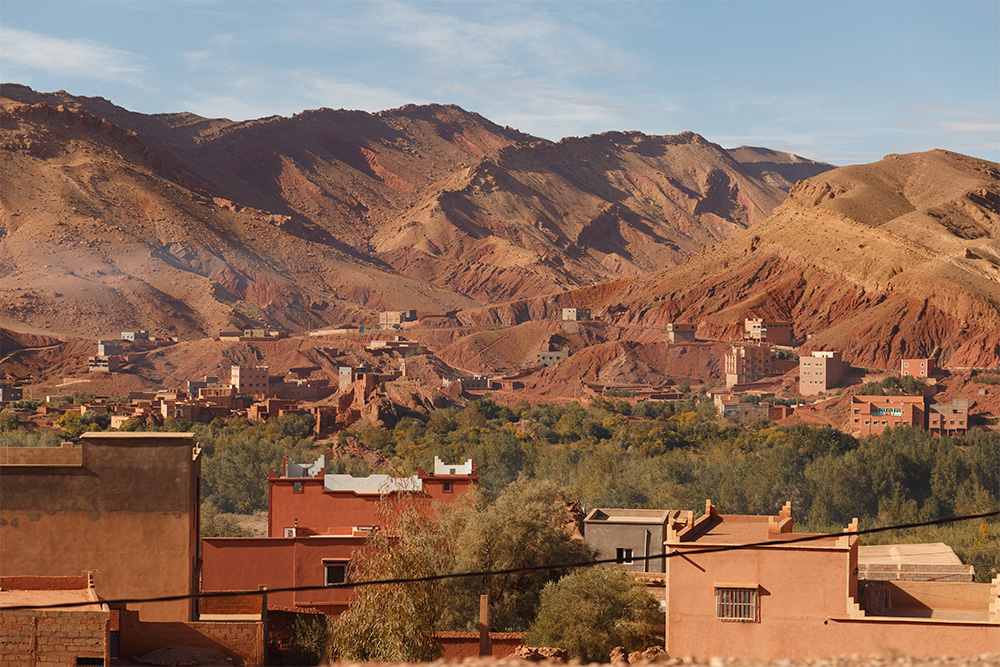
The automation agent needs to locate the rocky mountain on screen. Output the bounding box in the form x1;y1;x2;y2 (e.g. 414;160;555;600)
459;150;1000;368
0;84;830;338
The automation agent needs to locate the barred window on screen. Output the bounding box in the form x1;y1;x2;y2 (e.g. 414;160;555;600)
324;561;349;586
716;587;758;622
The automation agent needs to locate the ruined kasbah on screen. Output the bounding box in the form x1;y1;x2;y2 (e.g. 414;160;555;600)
1;314;998;666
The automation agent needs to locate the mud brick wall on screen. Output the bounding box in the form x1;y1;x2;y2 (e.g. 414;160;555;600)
121;612;264;666
0;608;109;667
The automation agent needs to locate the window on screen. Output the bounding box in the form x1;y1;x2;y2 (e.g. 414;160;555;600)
716;587;758;622
442;482;453;493
293;482;304;493
324;561;349;586
616;548;633;564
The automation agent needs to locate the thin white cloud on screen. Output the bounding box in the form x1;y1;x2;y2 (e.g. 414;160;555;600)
178;70;416;120
182;33;238;70
360;1;635;78
0;27;146;83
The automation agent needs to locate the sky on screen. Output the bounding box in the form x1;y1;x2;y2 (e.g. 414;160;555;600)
1;0;998;165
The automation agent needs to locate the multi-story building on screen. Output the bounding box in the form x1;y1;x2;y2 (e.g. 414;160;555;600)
120;330;149;341
583;508;672;573
664;500;999;659
0;383;23;403
724;343;772;389
850;395;925;436
202;455;476;616
901;358;935;378
744;318;793;345
88;355;120;373
1;432;202;623
379;310;418;327
338;365;370;391
927;399;969;437
799;350;844;396
230;364;270;397
666;323;697;343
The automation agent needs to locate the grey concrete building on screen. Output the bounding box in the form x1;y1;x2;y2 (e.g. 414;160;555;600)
583;508;673;573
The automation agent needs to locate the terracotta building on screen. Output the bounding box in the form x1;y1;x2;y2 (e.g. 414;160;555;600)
799;350;844;396
901;358;935;378
850;395;925;436
744;318;793;345
664;500;1000;659
379;310;418;327
927;398;969;437
202;456;477;616
0;433;201;622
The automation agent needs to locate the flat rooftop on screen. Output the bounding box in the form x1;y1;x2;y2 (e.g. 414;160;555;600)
858;543;965;566
0;588;105;612
684;515;841;547
585;508;673;524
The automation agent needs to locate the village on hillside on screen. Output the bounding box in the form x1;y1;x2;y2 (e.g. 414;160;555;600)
2;307;999;665
2;308;996;441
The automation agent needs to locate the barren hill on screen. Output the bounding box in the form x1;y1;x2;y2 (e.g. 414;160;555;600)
459;150;1000;369
0;84;829;338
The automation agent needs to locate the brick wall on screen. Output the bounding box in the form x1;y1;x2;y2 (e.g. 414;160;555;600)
121;611;264;666
199;593;265;615
0;608;109;667
433;631;525;660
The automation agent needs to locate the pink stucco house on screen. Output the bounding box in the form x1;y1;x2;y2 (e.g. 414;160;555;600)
664;500;999;659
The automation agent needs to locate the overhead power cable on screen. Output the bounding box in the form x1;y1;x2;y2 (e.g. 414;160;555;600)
4;508;997;612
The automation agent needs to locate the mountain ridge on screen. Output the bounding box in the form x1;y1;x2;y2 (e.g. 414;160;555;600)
1;84;832;337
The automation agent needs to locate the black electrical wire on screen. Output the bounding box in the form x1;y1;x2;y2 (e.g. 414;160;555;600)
3;509;997;612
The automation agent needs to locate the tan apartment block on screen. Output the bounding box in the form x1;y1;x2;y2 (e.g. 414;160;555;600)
231;364;270;396
799;350;844;395
724;343;772;389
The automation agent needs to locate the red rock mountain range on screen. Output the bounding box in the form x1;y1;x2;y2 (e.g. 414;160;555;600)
1;84;998;369
1;84;829;337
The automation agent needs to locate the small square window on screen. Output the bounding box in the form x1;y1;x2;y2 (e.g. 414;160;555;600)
716;587;758;622
616;548;633;564
324;562;348;586
442;482;453;493
293;482;304;493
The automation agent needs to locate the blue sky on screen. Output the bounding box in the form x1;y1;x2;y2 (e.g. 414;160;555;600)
1;0;997;165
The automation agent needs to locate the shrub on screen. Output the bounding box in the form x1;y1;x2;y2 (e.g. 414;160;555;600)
527;566;660;662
